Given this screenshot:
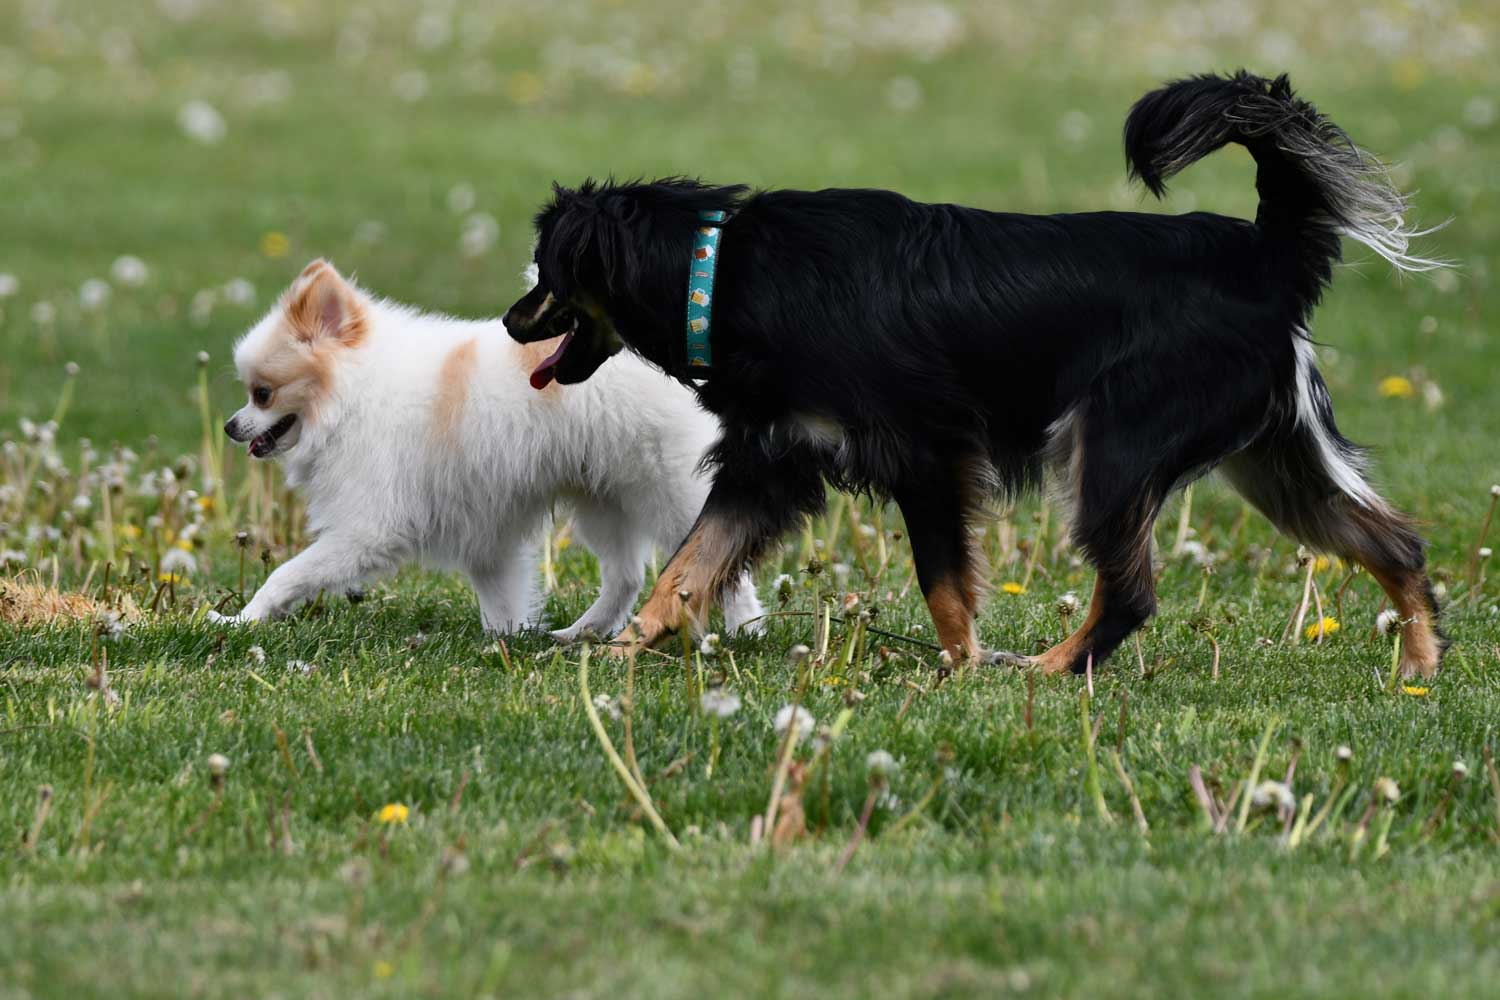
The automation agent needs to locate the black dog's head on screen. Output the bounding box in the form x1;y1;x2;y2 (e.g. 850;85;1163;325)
503;178;746;387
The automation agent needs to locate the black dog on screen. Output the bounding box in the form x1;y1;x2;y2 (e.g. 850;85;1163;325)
504;71;1447;677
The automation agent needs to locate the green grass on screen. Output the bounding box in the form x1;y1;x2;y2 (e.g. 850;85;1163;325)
4;2;1500;997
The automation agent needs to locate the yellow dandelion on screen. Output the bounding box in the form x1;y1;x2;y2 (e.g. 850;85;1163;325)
373;960;394;979
1401;685;1429;697
121;524;141;539
175;538;194;552
1000;581;1026;595
260;231;290;259
196;496;215;512
376;802;409;824
158;571;184;584
1378;375;1415;399
1312;555;1341;573
555;535;571;551
820;675;847;688
1304;616;1340;641
506;70;544;106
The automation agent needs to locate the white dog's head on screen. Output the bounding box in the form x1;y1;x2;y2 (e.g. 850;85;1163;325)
225;259;367;459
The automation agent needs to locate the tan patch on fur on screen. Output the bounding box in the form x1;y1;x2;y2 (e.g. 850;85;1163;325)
1032;576;1108;675
516;335;568;393
433;338;479;437
1368;567;1443;678
925;579;979;662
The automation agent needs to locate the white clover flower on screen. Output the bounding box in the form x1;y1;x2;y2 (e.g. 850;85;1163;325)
591;693;621;721
79;279;111;311
1376;609;1402;635
111;255;149;287
773;704;815;743
446;182;476;214
221;278;256;306
178;100;226;144
865;750;899;780
459;212;499;257
700;687;741;718
159;548;197;576
0;273;17;298
1250;779;1295;812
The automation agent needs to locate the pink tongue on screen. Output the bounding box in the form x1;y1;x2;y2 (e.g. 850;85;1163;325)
529;329;575;390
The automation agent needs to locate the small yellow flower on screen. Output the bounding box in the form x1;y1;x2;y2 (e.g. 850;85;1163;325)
1000;581;1025;595
555;535;571;551
1401;685;1429;697
121;524;141;539
1304;616;1340;641
1378;375;1415;399
820;675;847;688
506;70;544;106
260;231;290;258
158;571;184;584
1312;556;1340;573
373;960;394;979
196;496;215;512
175;538;194;552
376;802;409;824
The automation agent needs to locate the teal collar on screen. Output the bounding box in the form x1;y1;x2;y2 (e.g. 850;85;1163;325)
685;209;728;373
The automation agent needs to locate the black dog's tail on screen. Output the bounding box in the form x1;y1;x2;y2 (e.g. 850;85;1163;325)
1124;71;1444;277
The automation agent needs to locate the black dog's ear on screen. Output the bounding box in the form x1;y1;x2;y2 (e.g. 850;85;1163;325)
539;182;641;302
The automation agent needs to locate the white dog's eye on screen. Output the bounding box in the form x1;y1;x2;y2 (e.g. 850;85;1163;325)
252;386;272;406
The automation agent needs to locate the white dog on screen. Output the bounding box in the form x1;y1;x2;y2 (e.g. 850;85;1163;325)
214;258;763;639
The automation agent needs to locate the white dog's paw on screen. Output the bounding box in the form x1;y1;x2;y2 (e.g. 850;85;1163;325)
204;609;246;626
550;621;612;645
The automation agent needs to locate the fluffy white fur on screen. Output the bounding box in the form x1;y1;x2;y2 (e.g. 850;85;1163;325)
214;260;763;639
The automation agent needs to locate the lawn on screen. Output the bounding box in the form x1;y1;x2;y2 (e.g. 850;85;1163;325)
3;2;1500;997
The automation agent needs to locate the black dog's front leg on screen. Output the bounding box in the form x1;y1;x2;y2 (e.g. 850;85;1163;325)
612;442;825;654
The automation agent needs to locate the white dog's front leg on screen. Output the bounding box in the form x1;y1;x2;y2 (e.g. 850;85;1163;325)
552;503;649;643
226;535;394;623
469;541;541;635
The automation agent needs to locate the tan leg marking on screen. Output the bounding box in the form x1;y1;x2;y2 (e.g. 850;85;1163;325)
1030;575;1107;675
610;518;742;657
924;578;980;663
432;338;479;439
1368;567;1442;679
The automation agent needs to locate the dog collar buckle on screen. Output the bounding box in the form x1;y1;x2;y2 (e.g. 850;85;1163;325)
685;209;728;374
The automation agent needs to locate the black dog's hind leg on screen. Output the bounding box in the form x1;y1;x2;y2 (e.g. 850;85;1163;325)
612;445;826;655
892;459;988;662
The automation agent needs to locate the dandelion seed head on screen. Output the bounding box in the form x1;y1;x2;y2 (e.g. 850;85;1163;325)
177;100;226;144
206;752;230;777
1336;745;1353;762
773;704;815;743
1376;609;1401;635
1374;777;1400;803
1452;760;1469;779
865;750;898;779
111;255;149;287
700;687;741;718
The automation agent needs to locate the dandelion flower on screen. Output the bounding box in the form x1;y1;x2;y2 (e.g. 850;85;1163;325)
79;278;111;311
1374;777;1400;803
1336;745;1353;762
177;100;226;144
1304;616;1339;641
772;573;795;601
247;645;266;665
1000;581;1025;595
591;693;621;720
1452;760;1469;780
0;273;16;297
221;278;256;306
700;687;742;718
1250;779;1295;812
865;750;899;780
1056;591;1080;616
376;803;410;824
259;231;290;258
111;255;149;287
773;704;815;743
787;644;811;665
160;547;197;577
206;753;230;777
699;632;721;657
1401;685;1429;697
374;960;395;979
1378;375;1415;399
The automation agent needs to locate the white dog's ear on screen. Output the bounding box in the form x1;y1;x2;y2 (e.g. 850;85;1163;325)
287;259;366;346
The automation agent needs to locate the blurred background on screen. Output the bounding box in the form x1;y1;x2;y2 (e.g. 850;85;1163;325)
0;0;1496;547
